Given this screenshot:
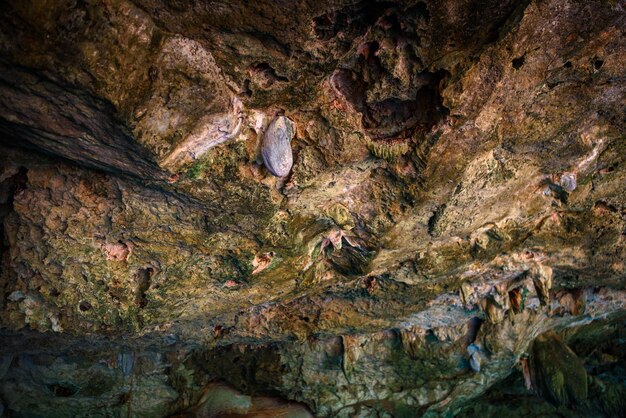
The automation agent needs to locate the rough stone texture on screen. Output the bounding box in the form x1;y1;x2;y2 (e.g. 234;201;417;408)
0;0;624;416
529;332;588;406
0;62;164;178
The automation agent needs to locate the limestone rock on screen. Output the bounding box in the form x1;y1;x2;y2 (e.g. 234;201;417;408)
261;116;295;177
467;344;483;372
530;264;553;306
529;333;588;406
0;0;624;416
325;203;355;230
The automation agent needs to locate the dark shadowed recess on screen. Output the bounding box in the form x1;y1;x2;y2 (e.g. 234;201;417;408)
331;66;449;141
0;60;165;180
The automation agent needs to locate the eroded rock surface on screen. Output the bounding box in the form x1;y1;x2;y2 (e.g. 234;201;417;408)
0;0;624;416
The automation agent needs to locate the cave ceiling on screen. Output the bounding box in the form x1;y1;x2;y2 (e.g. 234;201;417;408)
0;0;625;417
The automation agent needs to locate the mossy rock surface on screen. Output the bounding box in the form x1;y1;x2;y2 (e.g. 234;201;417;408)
530;332;588;407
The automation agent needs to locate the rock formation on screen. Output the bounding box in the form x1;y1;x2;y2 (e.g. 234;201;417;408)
0;0;624;416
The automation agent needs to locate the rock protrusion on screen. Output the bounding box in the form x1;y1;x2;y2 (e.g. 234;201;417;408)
262;116;295;177
529;333;588;406
325;203;355;230
467;343;484;372
530;264;553;306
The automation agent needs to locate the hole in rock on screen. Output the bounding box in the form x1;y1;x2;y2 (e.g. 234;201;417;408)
313;12;340;41
48;383;78;397
564;61;573;68
512;55;525;69
135;267;153;308
593;200;618;215
425;330;438;343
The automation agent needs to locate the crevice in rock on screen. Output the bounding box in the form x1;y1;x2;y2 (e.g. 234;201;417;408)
427;203;447;237
466;316;483;344
135;267;153;308
0;166;28;306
